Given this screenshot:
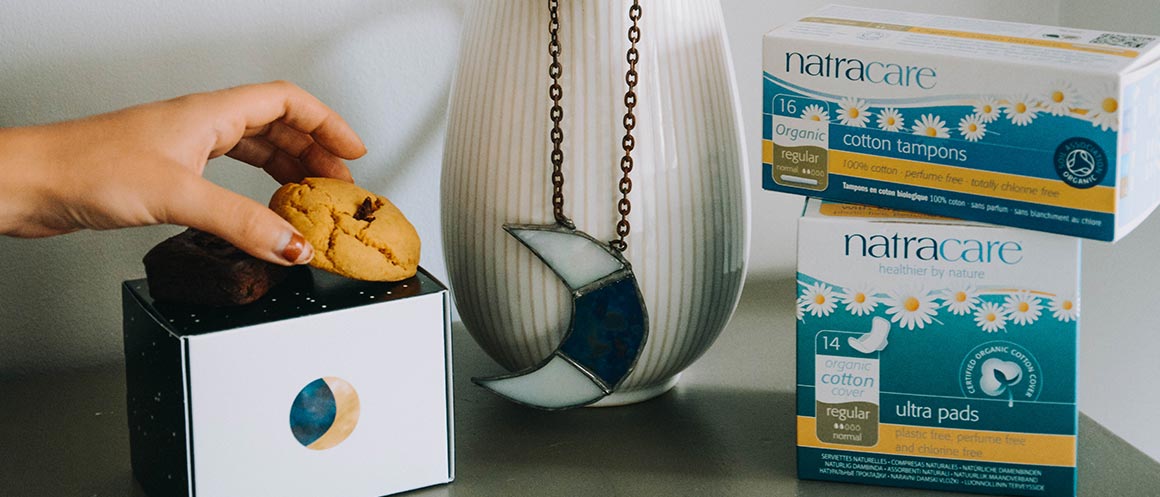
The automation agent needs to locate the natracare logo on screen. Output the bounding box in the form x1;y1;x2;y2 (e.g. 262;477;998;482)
843;232;1023;264
785;51;937;89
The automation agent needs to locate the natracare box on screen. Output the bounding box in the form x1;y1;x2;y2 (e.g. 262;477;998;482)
763;5;1160;241
796;199;1079;496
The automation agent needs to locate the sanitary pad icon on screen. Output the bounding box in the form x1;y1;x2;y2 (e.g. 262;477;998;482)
980;358;1023;407
848;317;891;354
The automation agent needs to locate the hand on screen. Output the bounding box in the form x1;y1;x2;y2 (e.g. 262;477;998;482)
0;81;367;265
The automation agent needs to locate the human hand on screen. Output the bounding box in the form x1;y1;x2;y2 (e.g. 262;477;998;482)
0;81;366;265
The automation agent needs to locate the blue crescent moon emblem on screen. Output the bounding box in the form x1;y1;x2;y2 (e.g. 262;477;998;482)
289;376;361;450
473;223;649;410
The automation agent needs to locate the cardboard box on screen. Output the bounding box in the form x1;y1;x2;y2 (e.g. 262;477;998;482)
122;267;453;497
763;5;1160;241
796;199;1079;496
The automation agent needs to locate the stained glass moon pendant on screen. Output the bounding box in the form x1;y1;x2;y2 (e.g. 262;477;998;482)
472;223;649;410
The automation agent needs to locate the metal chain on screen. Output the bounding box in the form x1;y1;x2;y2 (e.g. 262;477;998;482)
546;0;641;251
611;0;641;252
547;0;569;227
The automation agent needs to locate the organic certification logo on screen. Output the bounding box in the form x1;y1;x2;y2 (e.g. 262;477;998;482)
960;341;1042;407
1054;137;1108;189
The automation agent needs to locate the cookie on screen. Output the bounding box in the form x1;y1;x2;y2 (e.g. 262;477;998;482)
144;229;291;306
269;177;420;282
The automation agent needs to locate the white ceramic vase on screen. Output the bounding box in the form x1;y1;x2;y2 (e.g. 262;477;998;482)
441;0;749;405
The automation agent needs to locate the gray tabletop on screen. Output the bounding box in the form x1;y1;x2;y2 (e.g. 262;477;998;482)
2;277;1157;496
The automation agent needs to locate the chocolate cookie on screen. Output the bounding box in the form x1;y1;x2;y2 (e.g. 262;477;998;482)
269;178;420;282
143;229;290;306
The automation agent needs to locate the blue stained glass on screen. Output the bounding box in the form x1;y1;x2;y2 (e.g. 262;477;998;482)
560;276;647;388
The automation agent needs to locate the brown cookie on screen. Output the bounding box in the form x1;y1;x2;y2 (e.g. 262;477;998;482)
269;178;420;282
143;229;290;306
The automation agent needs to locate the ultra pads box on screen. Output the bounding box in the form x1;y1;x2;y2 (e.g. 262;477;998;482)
122;268;453;497
763;5;1160;241
796;200;1080;496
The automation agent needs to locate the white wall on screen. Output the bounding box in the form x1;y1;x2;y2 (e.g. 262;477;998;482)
1061;0;1160;34
6;0;1160;461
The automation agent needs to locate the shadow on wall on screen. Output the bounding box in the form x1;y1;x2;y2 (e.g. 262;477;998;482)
0;0;466;375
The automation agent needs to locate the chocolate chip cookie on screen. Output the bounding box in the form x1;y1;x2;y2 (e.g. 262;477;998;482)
269;178;420;282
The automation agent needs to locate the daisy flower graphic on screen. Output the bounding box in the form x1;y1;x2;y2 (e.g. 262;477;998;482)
975;302;1009;333
941;284;980;316
958;114;987;142
801;104;830;123
836;97;870;127
1049;294;1079;322
801;282;837;317
973;98;1002;123
795;296;807;322
911;114;950;138
1005;95;1039;126
884;287;939;330
840;285;878;316
876;107;905;132
1043;80;1082;116
1004;291;1043;326
1087;84;1120;131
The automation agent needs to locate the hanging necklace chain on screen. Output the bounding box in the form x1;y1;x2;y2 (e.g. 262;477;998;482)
546;0;642;252
547;0;568;228
613;1;642;252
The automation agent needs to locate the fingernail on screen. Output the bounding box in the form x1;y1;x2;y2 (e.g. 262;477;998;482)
281;232;313;265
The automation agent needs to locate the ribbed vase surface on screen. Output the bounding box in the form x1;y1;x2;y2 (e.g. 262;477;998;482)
441;0;749;404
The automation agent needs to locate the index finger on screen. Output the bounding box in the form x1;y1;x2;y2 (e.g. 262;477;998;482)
207;81;367;160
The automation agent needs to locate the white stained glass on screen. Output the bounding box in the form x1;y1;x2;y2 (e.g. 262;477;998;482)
477;355;605;409
510;229;624;290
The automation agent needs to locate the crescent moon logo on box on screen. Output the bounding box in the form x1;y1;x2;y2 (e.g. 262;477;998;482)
289;377;361;450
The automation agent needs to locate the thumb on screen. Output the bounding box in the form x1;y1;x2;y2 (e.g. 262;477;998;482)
164;175;313;266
